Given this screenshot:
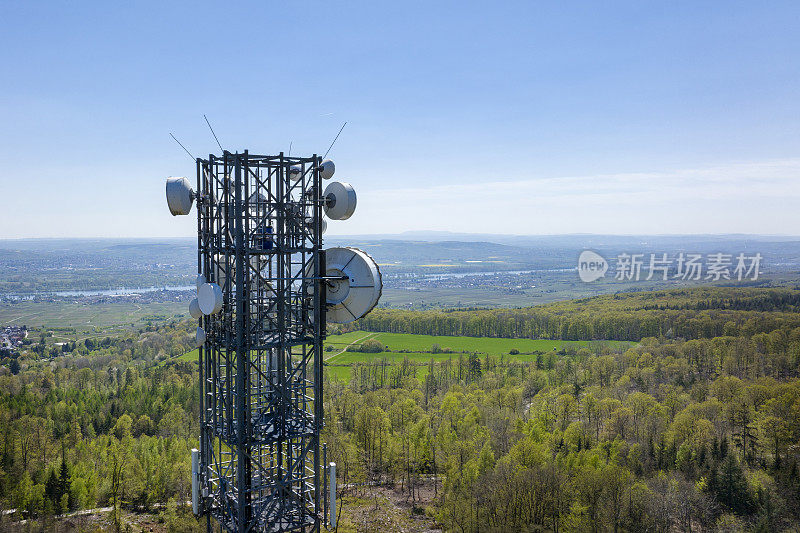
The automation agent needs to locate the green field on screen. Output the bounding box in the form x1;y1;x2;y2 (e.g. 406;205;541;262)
323;331;633;382
159;331;632;382
168;348;199;365
325;331;630;361
0;300;188;342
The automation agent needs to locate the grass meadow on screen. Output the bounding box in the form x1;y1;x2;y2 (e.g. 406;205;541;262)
161;332;633;382
322;331;633;381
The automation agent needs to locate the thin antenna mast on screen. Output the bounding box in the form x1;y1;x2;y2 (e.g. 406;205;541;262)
323;121;347;159
170;133;196;161
203;114;224;152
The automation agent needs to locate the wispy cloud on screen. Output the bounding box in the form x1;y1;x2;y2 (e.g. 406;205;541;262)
331;159;800;235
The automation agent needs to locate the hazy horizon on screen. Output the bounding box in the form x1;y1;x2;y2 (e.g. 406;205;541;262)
2;231;800;243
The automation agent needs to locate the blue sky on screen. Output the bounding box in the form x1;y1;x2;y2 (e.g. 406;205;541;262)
1;1;798;237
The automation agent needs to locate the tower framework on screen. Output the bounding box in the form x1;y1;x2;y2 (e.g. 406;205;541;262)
195;151;326;532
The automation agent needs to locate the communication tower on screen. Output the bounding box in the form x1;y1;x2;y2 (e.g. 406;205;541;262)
166;150;381;532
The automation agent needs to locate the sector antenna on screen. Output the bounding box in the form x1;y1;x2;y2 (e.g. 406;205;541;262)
165;150;381;532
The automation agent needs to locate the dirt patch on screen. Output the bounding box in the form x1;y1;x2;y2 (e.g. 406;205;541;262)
124;512;168;533
341;481;441;533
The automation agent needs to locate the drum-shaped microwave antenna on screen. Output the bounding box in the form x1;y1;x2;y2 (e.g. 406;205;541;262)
213;254;230;290
305;216;327;234
195;326;207;347
189;298;203;320
248;191;267;210
323;247;382;323
166;177;194;215
320;159;335;180
323;181;356;220
288;165;302;181
198;282;224;315
195;274;206;290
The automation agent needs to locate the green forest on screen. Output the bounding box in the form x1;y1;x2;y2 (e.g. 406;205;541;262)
2;286;800;531
0;323;201;531
355;287;800;341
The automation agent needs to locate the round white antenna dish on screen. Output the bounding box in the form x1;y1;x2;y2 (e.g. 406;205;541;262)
247;192;268;221
305;216;327;234
198;282;224;315
320;159;335;180
324;181;357;220
189;298;202;320
195;274;206;290
166;177;194;216
248;191;266;206
323;247;382;323
289;165;302;181
214;254;230;289
195;326;207;347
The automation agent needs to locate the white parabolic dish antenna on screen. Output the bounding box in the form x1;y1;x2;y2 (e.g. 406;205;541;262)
305;215;327;234
166;177;194;216
189;298;203;320
320;159;335;180
198;282;224;315
324;181;356;220
324;247;382;323
288;165;302;181
195;326;207;348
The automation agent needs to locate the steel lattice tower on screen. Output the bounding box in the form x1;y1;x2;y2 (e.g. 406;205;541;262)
195;151;326;532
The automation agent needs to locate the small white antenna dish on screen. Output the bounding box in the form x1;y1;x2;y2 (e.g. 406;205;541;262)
305;215;327;234
166;177;195;216
198;282;224;315
189;298;203;320
289;165;302;181
214;254;231;290
195;326;207;347
323;247;382;324
248;191;267;205
248;192;268;222
320;159;335;180
323;181;357;220
195;274;206;289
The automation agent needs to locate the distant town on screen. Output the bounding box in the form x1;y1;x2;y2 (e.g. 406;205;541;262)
0;325;27;354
